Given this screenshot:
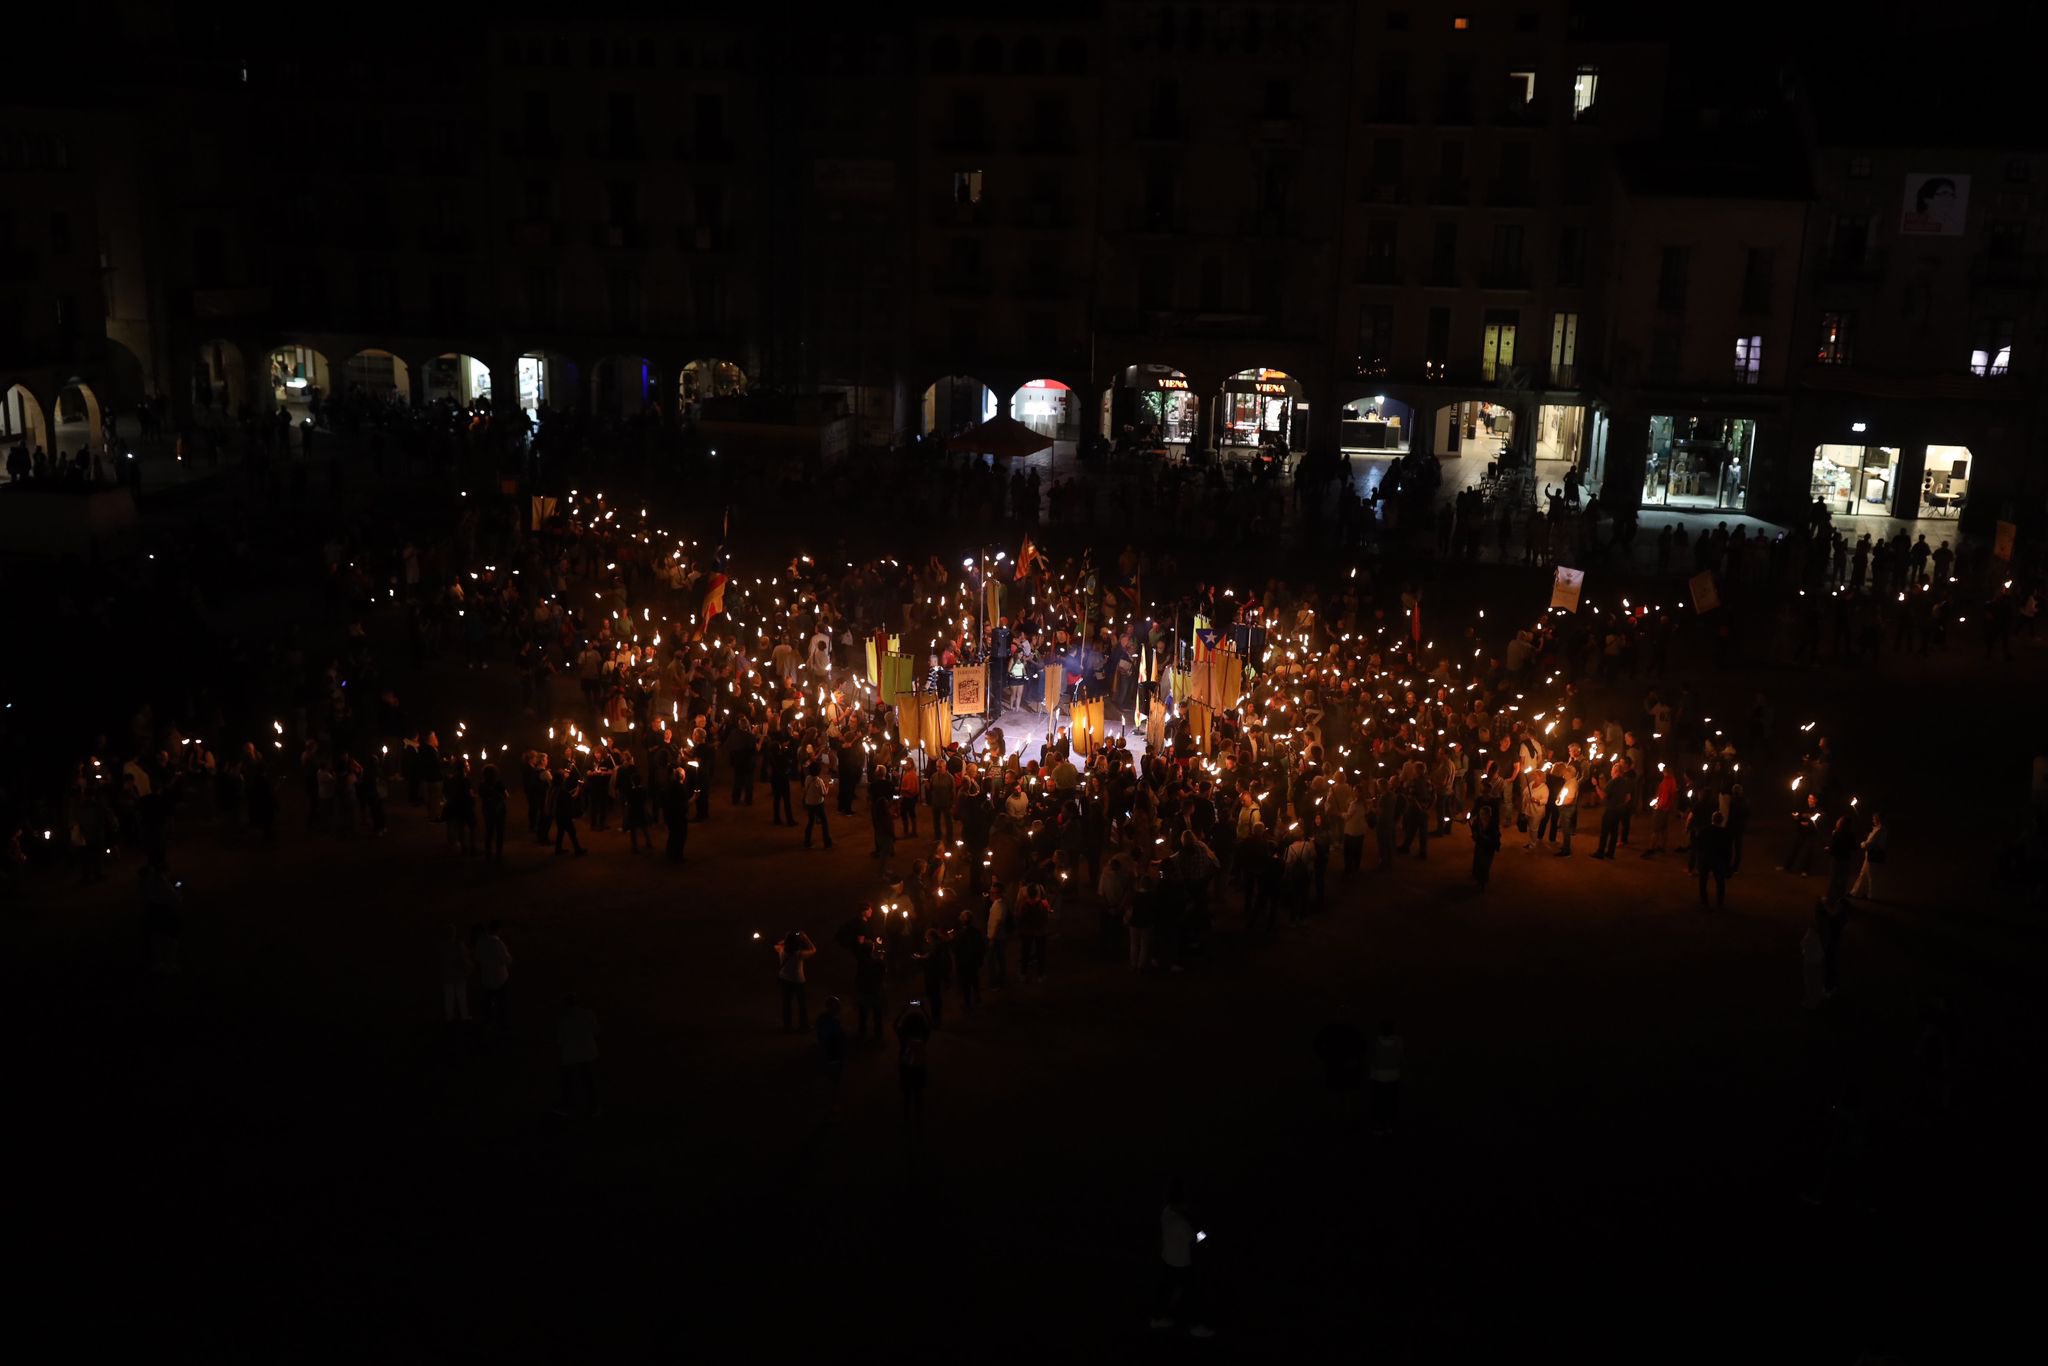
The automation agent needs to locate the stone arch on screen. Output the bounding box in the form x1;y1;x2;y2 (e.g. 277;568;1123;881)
269;343;336;408
195;338;250;413
1100;361;1200;447
53;379;105;453
420;353;494;407
919;374;995;438
679;357;748;406
591;354;657;416
2;383;51;463
340;348;411;403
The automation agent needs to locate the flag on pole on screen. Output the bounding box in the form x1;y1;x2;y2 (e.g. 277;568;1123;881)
701;572;729;623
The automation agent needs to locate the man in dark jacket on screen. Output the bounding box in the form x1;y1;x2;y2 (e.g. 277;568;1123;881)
1696;810;1732;908
661;769;690;863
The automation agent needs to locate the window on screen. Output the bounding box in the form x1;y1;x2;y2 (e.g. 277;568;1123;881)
1571;67;1599;119
607;181;637;227
1830;215;1870;267
522;178;553;220
1425;306;1452;363
1550;311;1579;385
948;236;982;274
522;89;551;137
1741;247;1774;313
1365;220;1398;281
1358;303;1395;370
2004;157;2031;184
1452;15;1471;29
1555;226;1584;286
1140;255;1173;309
49;211;70;256
1199;258;1223;311
1816;311;1853;365
1386;11;1410;30
1262;79;1294;118
527;266;558;327
1491;223;1524;278
608;267;641;330
1656;246;1690;311
1375;60;1410;120
1987;219;2025;260
1515;10;1540;32
1848;155;1872;180
1507;70;1536;105
1430;222;1459;284
1970;319;2013;376
607;91;638;141
1481;309;1518;380
1369;138;1403;193
952;169;984;204
1733;335;1763;385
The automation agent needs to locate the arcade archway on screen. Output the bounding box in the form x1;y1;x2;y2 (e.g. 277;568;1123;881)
679;358;747;405
1101;363;1199;450
2;385;49;468
422;354;492;407
341;349;411;403
516;353;581;419
1010;378;1078;444
592;355;657;416
270;344;332;408
1216;367;1303;453
921;375;995;438
53;381;104;454
195;338;248;412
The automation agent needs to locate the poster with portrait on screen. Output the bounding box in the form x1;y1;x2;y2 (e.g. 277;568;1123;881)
1549;566;1585;613
1689;571;1721;615
1900;174;1970;237
951;665;988;716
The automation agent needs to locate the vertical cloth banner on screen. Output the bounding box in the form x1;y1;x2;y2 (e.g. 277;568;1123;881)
1071;698;1105;758
1995;521;2018;560
1549;567;1585;613
1043;663;1066;714
864;638;881;687
1146;699;1167;754
984;579;1005;634
880;653;917;701
951;665;988;717
1688;570;1721;615
529;495;558;529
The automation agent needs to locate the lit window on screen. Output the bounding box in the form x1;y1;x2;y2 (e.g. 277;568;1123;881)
1816;311;1852;365
952;169;983;205
1453;16;1470;30
1508;70;1536;105
1572;67;1599;119
1733;335;1763;385
1972;345;2013;377
1970;349;1990;375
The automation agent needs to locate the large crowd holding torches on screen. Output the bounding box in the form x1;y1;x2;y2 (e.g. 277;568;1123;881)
45;479;1901;1002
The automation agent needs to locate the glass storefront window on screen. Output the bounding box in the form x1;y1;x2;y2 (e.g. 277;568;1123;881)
1642;415;1755;512
1919;444;1971;519
1809;445;1899;517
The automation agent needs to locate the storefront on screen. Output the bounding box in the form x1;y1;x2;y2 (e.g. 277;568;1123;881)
922;375;995;438
1430;401;1515;460
1808;444;1900;518
1219;368;1304;451
270;345;327;406
423;354;491;407
681;358;748;404
1642;415;1756;512
1012;379;1077;443
1102;364;1199;448
1919;444;1971;519
1339;395;1411;452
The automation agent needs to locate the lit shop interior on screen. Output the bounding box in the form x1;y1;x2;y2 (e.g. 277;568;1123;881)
1919;445;1970;519
423;354;492;406
1217;368;1305;451
270;344;330;406
680;358;748;405
1642;415;1756;512
341;349;409;403
1809;444;1899;518
1430;401;1516;462
1338;395;1411;452
1101;364;1199;448
1011;378;1078;444
1532;403;1604;502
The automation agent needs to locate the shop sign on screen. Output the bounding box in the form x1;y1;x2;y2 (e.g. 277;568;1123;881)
1156;377;1190;391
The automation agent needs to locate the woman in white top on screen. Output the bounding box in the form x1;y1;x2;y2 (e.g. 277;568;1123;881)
775;930;817;1032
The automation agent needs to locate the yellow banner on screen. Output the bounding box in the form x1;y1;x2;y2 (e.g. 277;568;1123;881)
952;665;988;716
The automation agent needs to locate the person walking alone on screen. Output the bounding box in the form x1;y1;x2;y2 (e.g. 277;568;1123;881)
801;762;833;849
1469;805;1501;889
774;930;817;1032
440;924;472;1023
1848;811;1887;900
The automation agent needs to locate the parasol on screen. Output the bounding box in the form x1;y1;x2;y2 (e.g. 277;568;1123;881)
944;415;1052;460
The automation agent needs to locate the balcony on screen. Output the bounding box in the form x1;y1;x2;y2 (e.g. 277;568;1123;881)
1256;117;1301;144
418;225;475;254
1436;94;1475;126
586;132;645;160
1429;177;1469;206
1495;99;1546;128
590;223;647;249
1363;179;1409;205
677;224;732;252
509;219;559;249
1369;96;1413;124
1480;266;1531;290
1354;257;1400;286
191;286;272;320
937;123;993;154
1239;207;1292;237
1487;178;1536;208
1425;263;1462;288
1012;272;1073;301
1971;252;2044;288
501;130;559;158
1549;364;1580;388
1126;206;1187;234
1133;111;1186;141
931;270;990;298
933;195;996;228
681;134;735;162
1817;250;1885;284
1011;199;1076;231
1016;124;1077;155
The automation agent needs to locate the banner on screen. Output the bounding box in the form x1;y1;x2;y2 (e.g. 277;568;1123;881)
1549;566;1584;613
1900;173;1969;237
1043;662;1066;714
984;579;1005;635
1995;520;2017;561
880;652;917;701
1688;570;1720;615
952;665;988;717
529;495;557;528
1071;698;1106;758
864;638;880;687
1146;699;1167;754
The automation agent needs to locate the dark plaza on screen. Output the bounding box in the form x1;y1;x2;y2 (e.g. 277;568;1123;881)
1;1;2039;1358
